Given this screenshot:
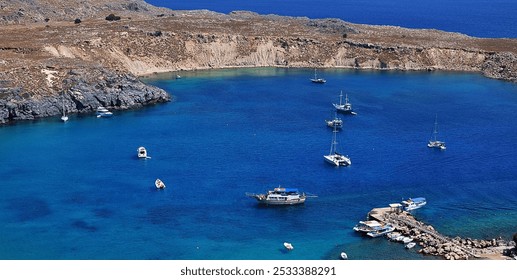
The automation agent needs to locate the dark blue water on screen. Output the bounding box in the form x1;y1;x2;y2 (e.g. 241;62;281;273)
1;68;516;259
147;0;517;38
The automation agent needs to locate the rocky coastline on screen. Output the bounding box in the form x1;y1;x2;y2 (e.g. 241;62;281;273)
368;207;517;260
1;0;517;124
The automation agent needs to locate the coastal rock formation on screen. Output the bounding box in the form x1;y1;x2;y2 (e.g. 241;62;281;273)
1;0;516;124
368;208;516;260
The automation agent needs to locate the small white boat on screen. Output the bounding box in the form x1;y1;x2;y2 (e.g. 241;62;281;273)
283;242;294;251
96;106;113;118
60;93;68;122
155;178;166;189
387;232;402;241
401;197;426;211
395;235;405;242
325;112;343;129
137;147;150;159
402;237;413;244
340;252;348;260
405;242;416;249
366;224;395;237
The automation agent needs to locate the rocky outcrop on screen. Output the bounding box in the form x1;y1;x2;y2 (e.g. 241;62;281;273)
0;68;170;124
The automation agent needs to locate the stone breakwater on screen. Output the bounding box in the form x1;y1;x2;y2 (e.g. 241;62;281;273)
368;207;516;260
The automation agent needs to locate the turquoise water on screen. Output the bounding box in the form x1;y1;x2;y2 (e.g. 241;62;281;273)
147;0;517;38
1;68;517;259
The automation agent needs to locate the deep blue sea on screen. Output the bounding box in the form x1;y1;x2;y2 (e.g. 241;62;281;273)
146;0;517;38
1;68;517;260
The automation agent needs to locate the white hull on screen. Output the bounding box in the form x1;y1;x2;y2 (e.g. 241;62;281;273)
155;179;165;189
324;154;351;166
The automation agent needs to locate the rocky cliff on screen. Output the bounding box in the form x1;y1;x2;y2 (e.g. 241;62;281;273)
1;0;516;124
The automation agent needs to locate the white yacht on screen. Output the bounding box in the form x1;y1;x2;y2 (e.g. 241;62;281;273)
284;242;294;250
401;197;426;211
96;106;113;118
325;112;343;129
333;91;356;115
427;114;446;150
324;125;351;166
246;187;309;205
353;220;384;233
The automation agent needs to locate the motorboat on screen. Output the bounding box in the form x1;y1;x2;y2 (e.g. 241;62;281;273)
155;178;166;189
137;147;150;159
401;197;426;211
366;224;395;237
324;125;351;166
402;237;414;244
427;114;446;150
310;69;326;83
333;91;356;115
387;232;402;241
353;220;383;233
405;242;416;249
246;187;311;205
325;112;343;129
284;242;294;250
96;106;113;118
340;252;348;260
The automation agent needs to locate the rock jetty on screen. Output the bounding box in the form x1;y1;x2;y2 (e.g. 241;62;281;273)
1;0;517;124
368;207;516;260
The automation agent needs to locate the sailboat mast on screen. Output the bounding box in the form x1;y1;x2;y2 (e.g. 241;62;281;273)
432;114;438;141
330;125;338;154
339;91;343;106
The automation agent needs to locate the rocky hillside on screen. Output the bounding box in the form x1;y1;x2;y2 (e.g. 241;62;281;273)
1;0;516;124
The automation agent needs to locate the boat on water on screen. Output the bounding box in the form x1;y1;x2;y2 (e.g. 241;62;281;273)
427;114;446;150
340;252;348;260
310;69;326;83
366;224;395;237
405;242;416;249
333;91;356;115
284;242;294;250
137;147;150;159
325;112;343;129
96;106;113;118
387;232;402;241
246;187;310;205
324;125;351;166
353;220;384;233
401;197;426;211
155;178;166;189
61;93;68;122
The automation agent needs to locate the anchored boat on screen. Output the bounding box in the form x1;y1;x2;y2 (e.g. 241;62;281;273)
246;186;314;205
401;197;426;211
427;114;446;150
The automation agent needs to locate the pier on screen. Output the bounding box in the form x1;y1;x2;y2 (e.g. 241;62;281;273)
366;207;515;260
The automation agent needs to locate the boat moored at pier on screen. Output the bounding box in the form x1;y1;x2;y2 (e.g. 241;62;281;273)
401;197;426;211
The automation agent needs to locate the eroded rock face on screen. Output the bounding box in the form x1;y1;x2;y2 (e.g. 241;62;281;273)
0;0;516;124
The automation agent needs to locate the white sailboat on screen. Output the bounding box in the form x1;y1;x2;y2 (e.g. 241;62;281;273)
333;91;356;115
324;125;351;166
310;69;326;83
60;93;68;122
427;114;446;150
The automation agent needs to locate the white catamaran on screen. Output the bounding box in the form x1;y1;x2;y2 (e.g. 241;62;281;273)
324;125;351;166
427;114;446;150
